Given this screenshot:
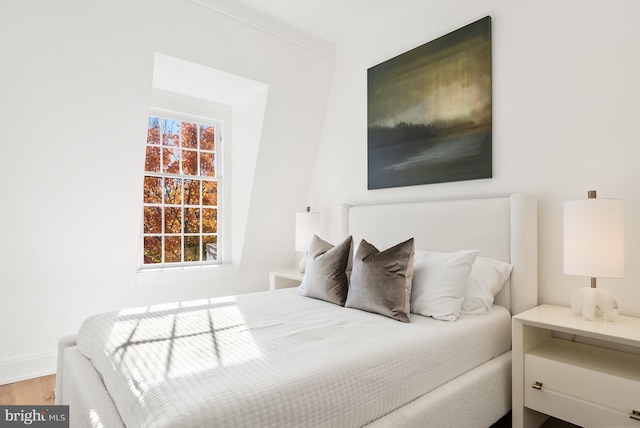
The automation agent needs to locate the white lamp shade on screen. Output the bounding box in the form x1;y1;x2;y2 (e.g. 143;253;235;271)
563;198;624;278
295;211;320;252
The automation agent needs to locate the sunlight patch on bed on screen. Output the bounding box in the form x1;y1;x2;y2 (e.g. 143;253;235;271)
89;409;104;428
105;296;262;394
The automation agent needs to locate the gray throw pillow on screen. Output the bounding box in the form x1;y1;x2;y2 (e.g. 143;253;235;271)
300;235;353;306
345;238;415;322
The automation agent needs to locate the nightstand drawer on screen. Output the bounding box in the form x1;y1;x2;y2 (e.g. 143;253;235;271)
524;338;640;426
525;386;639;427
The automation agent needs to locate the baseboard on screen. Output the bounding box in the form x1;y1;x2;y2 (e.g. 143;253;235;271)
0;350;57;385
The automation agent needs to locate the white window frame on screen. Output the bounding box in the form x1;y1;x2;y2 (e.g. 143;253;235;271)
140;109;225;269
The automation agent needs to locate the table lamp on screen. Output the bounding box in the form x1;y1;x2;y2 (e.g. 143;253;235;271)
295;206;320;273
563;190;624;321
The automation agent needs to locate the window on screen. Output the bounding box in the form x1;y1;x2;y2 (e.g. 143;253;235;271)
142;115;221;267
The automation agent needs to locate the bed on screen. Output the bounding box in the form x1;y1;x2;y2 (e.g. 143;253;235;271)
56;193;537;428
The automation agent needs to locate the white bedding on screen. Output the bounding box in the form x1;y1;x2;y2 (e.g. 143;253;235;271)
77;287;511;428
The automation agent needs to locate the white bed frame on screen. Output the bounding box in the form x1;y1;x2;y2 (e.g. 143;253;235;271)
56;193;537;427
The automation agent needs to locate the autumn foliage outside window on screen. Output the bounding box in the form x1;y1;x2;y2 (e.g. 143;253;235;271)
143;116;220;266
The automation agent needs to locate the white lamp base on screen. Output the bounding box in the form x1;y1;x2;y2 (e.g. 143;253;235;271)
571;287;619;321
299;254;307;273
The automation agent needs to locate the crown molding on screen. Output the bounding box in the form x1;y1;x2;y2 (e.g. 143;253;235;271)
191;0;336;60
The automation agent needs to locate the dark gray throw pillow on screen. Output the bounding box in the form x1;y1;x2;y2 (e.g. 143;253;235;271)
300;235;353;306
345;238;415;323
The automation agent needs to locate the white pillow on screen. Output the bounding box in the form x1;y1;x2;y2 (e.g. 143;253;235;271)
461;256;513;315
410;250;479;321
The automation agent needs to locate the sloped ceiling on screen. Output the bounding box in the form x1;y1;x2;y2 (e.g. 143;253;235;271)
231;0;420;43
194;0;448;57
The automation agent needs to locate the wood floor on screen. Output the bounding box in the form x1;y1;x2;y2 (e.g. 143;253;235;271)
2;375;580;427
0;375;55;405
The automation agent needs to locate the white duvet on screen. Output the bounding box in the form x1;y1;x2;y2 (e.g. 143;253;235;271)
77;288;511;428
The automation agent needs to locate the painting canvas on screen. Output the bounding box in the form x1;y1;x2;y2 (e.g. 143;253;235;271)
367;16;492;189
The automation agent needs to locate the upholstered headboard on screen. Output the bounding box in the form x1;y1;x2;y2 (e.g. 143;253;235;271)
341;194;537;315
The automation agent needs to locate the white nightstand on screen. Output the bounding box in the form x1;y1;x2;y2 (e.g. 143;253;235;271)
512;304;640;428
269;269;304;291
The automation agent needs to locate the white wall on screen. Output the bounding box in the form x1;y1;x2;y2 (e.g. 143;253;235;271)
308;0;640;316
0;0;334;383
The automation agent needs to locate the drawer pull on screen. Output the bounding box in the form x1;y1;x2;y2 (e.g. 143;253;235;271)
631;410;640;421
531;381;543;390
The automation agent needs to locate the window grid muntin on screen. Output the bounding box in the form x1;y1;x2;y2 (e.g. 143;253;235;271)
142;115;220;268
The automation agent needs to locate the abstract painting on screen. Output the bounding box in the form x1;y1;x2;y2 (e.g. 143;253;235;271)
367;16;492;189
